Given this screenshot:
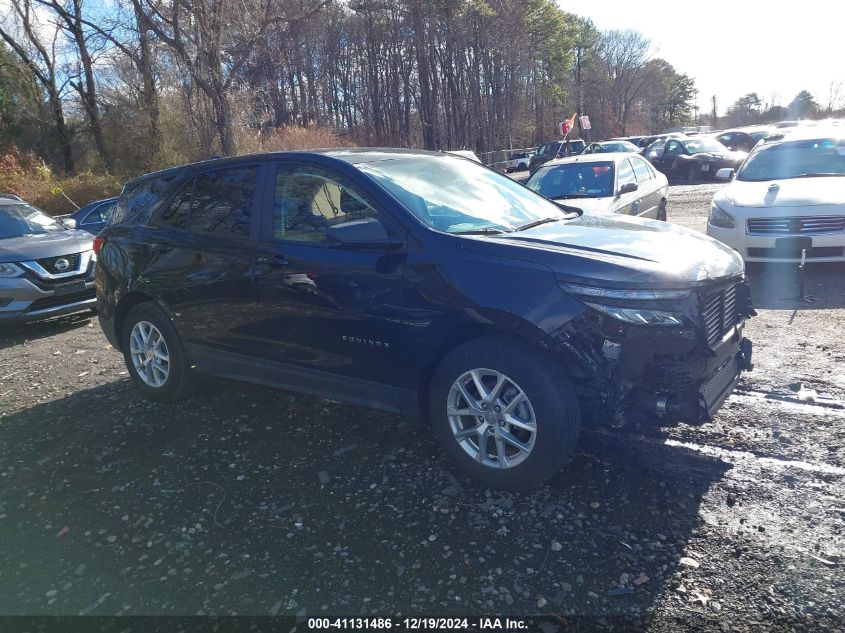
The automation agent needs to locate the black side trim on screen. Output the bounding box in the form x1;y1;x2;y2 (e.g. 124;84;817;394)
185;343;409;414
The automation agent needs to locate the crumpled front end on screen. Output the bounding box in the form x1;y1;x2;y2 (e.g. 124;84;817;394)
550;276;755;426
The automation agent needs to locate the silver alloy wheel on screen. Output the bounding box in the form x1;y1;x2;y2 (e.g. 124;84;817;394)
129;320;170;388
447;368;537;469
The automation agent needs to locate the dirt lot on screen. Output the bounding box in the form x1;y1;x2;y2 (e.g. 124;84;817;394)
1;183;844;630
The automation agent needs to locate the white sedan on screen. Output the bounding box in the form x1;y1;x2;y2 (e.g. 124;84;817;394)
525;152;669;220
706;131;845;262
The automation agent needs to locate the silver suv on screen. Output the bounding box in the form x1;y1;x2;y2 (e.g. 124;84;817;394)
0;195;95;324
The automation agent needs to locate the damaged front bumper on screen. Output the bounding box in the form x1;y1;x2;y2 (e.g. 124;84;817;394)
553;277;754;425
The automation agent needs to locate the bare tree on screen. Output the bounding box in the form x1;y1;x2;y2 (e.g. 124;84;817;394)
0;0;75;171
137;0;326;156
598;29;653;134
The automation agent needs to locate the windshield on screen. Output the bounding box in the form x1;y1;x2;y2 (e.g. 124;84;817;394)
357;155;569;233
736;138;845;181
684;138;728;154
0;203;65;239
599;142;636;153
526;162;614;199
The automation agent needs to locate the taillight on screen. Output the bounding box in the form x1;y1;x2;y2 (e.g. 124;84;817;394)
93;235;105;255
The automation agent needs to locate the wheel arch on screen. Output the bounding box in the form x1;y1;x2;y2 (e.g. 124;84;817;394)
113;291;162;351
410;312;574;426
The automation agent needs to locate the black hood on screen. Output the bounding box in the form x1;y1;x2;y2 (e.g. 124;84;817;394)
0;230;94;263
460;213;744;289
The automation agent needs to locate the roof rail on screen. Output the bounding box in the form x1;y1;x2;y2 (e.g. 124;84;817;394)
0;193;23;201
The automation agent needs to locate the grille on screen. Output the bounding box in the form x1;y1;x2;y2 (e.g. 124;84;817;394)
35;252;81;275
747;216;845;235
701;354;740;410
29;289;94;312
702;283;739;347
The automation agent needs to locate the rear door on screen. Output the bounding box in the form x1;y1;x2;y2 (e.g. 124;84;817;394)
146;163;265;356
245;160;406;402
630;156;660;217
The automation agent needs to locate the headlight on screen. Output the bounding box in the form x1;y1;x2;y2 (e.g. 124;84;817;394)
585;303;688;326
0;262;24;277
560;283;691;301
709;201;735;228
560;282;694;326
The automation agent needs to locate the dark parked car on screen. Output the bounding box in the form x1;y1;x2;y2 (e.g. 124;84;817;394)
67;197;117;234
0;197;96;324
647;137;748;182
96;149;753;489
528;139;586;174
714;131;757;153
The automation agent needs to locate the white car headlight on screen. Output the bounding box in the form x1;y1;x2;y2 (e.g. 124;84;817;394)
0;262;24;277
709;201;735;229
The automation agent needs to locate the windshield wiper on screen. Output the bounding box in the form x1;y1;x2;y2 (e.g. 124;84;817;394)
515;217;563;231
552;193;596;199
792;173;845;178
452;227;510;235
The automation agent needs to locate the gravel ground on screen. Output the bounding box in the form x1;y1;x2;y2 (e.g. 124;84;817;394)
1;183;844;630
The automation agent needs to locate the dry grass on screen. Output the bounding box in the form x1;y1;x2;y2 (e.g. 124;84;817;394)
0;147;123;215
239;123;354;155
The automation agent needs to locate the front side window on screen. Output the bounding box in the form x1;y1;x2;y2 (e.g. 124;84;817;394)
0;203;64;239
664;140;682;156
272;164;380;242
616;158;637;188
358;154;571;233
631;157;652;182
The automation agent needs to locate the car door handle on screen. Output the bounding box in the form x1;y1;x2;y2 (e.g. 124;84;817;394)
256;255;289;267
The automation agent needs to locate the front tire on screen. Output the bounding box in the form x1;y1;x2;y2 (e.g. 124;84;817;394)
429;337;580;490
657;198;667;221
121;302;197;402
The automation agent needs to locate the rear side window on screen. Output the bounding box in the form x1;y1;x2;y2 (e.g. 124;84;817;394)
191;167;257;237
158;166;259;238
110;176;176;226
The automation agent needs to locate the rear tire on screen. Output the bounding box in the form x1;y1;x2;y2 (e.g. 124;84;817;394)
429;337;580;490
121;302;197;402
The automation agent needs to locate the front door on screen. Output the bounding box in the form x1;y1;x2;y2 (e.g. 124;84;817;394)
246;161;406;405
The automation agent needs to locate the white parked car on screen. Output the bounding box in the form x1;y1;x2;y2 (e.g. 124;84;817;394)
503;151;534;172
525;152;669;220
706;130;845;262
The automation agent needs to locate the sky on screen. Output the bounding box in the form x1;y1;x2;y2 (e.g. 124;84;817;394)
560;0;845;116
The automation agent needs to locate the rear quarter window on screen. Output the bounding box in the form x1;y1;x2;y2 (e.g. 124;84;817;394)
110;176;177;226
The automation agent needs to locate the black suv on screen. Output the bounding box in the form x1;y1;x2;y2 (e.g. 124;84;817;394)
96;149;753;490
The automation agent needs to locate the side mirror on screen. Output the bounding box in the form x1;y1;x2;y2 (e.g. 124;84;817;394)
61;217;77;230
618;182;638;196
715;168;735;181
326;218;400;248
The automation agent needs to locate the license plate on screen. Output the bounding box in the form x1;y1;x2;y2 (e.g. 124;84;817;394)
53;280;87;296
701;164;710;172
774;236;812;254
